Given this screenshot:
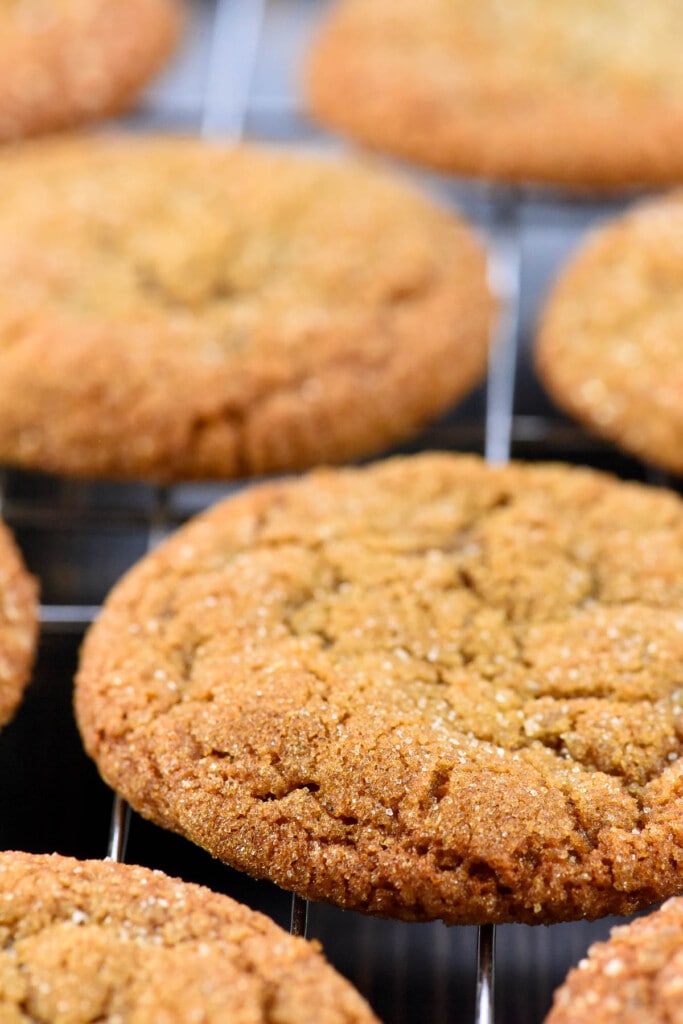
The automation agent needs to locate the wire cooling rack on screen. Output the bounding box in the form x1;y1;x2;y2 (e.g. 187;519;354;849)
0;2;678;1023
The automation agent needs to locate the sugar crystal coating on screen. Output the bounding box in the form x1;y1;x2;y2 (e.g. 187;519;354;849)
0;852;378;1023
76;454;683;924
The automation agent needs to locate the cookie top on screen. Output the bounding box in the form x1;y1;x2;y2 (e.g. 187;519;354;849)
545;898;683;1024
306;0;683;189
537;192;683;474
0;519;38;729
0;851;378;1024
76;453;683;925
0;136;492;482
0;0;181;141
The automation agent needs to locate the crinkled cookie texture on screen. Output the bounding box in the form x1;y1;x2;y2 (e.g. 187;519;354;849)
0;519;38;729
0;0;181;140
306;0;683;188
0;136;492;482
545;898;683;1024
0;852;378;1024
537;193;683;474
76;454;683;925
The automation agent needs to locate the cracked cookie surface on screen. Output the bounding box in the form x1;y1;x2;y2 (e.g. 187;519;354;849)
537;192;683;474
0;136;492;482
545;897;683;1023
75;453;683;924
0;519;37;729
306;0;683;188
0;0;181;140
0;851;378;1023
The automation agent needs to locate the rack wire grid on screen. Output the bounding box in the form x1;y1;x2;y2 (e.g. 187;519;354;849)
0;2;679;1023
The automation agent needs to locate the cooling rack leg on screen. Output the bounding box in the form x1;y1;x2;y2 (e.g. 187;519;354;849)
290;894;310;938
201;0;268;139
478;189;522;1024
475;924;496;1024
485;190;523;466
107;794;131;862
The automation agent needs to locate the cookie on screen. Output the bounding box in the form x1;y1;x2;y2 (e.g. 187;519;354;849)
306;0;683;189
76;453;683;925
0;519;38;729
545;898;683;1024
536;192;683;473
0;851;378;1023
0;0;182;141
0;136;493;482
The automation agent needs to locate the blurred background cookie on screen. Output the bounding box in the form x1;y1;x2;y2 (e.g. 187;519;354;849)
0;0;182;141
0;518;37;730
545;897;683;1024
0;135;493;482
0;851;379;1023
537;192;683;473
306;0;683;189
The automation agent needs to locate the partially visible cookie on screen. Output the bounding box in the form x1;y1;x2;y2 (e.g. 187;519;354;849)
306;0;683;189
77;453;683;925
0;519;37;729
537;192;683;473
545;898;683;1024
0;135;493;482
0;851;379;1023
0;0;182;141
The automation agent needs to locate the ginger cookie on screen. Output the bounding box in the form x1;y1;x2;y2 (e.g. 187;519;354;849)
0;0;182;141
0;851;379;1023
0;519;38;729
537;192;683;474
545;898;683;1024
76;453;683;925
306;0;683;189
0;136;492;482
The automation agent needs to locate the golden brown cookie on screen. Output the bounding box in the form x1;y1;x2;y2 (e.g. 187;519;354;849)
76;453;683;925
0;851;379;1023
545;898;683;1024
0;136;493;482
537;192;683;473
0;0;182;141
306;0;683;189
0;519;38;729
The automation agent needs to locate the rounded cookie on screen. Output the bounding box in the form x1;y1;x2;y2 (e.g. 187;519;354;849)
0;136;493;482
306;0;683;189
0;851;379;1023
537;192;683;474
0;519;38;729
545;898;683;1024
76;453;683;925
0;0;182;141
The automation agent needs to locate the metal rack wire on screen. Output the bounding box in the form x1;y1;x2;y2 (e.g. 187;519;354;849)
0;2;677;1023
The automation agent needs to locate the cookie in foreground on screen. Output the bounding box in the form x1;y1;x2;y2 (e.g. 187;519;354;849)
0;0;182;140
537;191;683;474
306;0;683;189
545;898;683;1023
0;519;38;730
0;851;379;1023
0;135;493;481
76;453;683;925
